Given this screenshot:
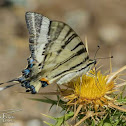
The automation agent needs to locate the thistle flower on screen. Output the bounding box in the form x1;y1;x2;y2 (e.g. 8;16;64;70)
58;65;126;126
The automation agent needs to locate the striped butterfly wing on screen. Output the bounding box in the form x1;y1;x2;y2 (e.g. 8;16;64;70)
21;12;95;93
41;21;94;84
24;12;51;77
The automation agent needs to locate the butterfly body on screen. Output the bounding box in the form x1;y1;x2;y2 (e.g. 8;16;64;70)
0;12;96;94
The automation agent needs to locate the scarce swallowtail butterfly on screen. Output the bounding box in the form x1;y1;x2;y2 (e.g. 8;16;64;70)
0;12;96;94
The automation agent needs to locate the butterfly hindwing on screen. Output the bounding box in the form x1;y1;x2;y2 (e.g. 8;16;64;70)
25;12;51;76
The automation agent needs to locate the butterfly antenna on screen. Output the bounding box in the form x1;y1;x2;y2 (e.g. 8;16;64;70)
94;45;100;60
93;46;113;91
92;45;101;91
96;56;113;60
92;45;101;74
0;83;19;92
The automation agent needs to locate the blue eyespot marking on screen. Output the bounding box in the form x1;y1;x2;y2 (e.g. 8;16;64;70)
22;69;30;77
30;85;36;94
25;85;36;94
40;81;48;87
31;88;36;94
29;58;34;63
28;64;34;68
24;81;30;88
18;77;25;82
27;58;34;68
18;77;26;87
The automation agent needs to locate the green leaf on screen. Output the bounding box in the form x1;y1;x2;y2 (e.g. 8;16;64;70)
103;122;112;126
43;121;54;126
55;112;74;126
29;96;67;110
98;120;103;126
116;98;126;104
29;98;57;105
91;120;96;126
113;120;119;126
42;112;74;126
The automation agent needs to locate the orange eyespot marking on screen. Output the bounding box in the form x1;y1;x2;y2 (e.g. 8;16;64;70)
40;78;50;85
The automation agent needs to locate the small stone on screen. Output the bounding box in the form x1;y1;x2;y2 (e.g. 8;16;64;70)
26;119;41;126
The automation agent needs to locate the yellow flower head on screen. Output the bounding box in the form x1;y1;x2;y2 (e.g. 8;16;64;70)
62;69;114;110
74;70;114;104
59;66;126;120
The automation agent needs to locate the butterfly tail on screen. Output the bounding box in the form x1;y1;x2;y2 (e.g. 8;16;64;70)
0;78;20;85
0;77;22;92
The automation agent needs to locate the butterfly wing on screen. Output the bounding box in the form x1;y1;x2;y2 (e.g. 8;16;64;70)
24;12;51;76
22;12;95;93
40;21;95;84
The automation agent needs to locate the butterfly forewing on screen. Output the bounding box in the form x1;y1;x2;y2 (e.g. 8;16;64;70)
39;21;92;83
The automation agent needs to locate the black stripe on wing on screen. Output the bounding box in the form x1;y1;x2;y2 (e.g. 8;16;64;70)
61;33;77;49
25;12;43;43
52;48;87;70
57;33;77;54
71;41;84;51
53;56;92;78
48;21;65;41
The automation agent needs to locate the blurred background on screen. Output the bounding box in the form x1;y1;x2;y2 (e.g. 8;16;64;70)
0;0;126;126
